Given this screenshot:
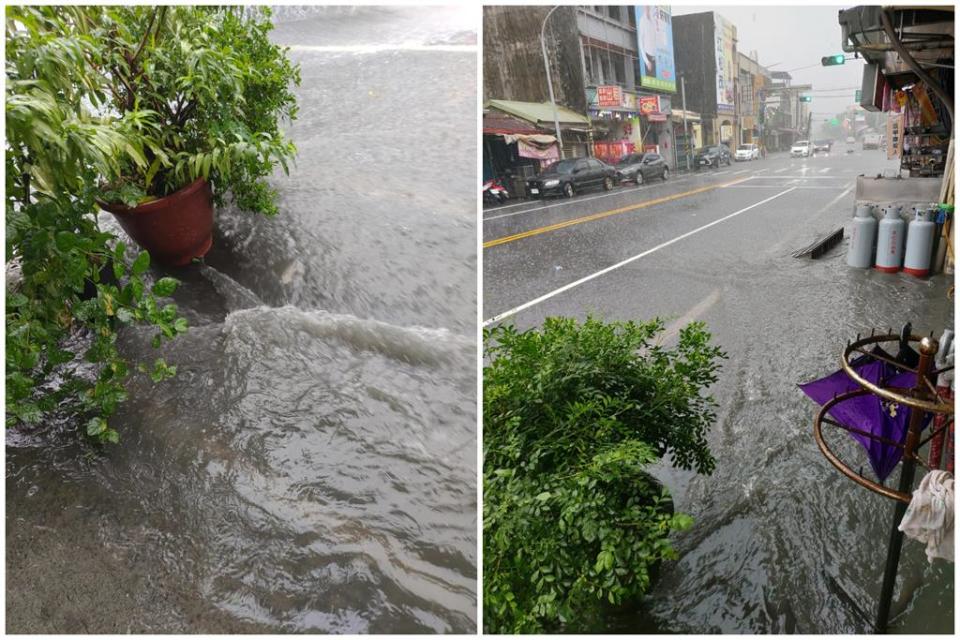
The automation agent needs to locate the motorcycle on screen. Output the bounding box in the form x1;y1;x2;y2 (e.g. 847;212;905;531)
482;176;510;205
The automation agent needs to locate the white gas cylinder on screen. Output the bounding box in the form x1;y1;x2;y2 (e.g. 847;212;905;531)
903;206;936;277
847;203;878;268
875;205;905;273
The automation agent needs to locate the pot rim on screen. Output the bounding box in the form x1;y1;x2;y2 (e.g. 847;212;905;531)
97;177;209;215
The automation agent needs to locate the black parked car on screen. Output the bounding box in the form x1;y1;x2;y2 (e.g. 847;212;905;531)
694;144;732;169
615;152;669;185
526;157;617;198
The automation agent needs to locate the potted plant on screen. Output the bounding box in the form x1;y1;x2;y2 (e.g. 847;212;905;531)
5;6;296;442
85;6;301;265
483;317;726;633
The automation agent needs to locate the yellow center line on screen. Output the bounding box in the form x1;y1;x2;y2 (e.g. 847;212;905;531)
483;176;752;249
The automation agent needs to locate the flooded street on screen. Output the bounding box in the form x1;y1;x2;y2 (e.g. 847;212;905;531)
484;150;954;633
7;7;477;634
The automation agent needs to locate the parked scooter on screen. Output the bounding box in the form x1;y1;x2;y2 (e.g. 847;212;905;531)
482;175;510;205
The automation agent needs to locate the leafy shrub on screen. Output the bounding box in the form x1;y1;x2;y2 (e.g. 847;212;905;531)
5;6;299;441
483;317;726;633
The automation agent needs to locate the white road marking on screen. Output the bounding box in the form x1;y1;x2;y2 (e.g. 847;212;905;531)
774;167;789;173
727;184;848;190
483;186;798;326
819;167;831;174
753;168;771;174
659;289;722;344
743;175;849;180
816;183;855;213
733;169;750;175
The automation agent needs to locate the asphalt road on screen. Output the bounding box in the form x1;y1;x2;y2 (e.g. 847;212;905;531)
484;148;902;325
482;147;954;633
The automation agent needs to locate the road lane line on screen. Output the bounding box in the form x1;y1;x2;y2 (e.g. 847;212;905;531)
659;289;722;344
743;175;848;179
483;186;798;326
484;176;752;248
819;167;831;173
733;169;750;175
483;171;709;221
774;167;789;173
484;186;646;221
754;168;770;174
816;183;855;214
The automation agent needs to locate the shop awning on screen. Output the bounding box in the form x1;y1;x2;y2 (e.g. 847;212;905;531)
671;109;701;122
485;99;592;129
483;111;541;135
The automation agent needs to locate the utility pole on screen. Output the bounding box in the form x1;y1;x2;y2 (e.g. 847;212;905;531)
540;6;565;158
681;74;690;171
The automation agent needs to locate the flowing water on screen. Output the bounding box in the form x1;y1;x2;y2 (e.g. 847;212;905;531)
610;223;954;633
6;7;477;633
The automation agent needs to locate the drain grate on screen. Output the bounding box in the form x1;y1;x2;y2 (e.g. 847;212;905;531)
793;227;844;258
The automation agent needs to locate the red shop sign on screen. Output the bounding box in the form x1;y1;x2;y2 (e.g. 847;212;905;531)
596;85;623;107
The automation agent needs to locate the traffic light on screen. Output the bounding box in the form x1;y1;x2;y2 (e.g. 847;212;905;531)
821;54;845;66
800;95;812;102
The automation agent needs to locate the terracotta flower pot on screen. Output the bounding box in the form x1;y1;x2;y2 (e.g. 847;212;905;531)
99;178;214;267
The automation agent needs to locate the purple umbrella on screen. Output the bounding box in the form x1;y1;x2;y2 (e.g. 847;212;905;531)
800;348;932;482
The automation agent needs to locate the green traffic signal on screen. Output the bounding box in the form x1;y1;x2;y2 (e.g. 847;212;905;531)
800;95;812;102
821;54;845;66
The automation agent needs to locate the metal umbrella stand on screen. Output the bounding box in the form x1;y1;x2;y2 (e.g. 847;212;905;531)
812;332;954;633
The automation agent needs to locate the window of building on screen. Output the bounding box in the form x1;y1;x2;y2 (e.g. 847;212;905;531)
612;51;626;85
607;6;621;22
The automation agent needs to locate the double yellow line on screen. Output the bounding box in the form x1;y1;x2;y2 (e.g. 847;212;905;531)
483;176;751;249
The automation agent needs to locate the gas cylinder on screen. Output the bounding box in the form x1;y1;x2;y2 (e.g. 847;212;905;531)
903;206;936;277
875;205;905;273
847;203;877;268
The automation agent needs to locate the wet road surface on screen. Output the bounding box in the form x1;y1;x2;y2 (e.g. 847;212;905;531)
484;148;954;633
7;8;477;634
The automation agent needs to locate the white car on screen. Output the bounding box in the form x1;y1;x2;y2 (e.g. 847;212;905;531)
735;144;760;161
791;140;811;157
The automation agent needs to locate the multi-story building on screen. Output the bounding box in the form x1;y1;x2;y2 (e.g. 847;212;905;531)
672;11;739;147
737;51;771;148
576;6;679;167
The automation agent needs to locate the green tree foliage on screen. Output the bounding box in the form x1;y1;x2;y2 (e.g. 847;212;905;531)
483;317;726;633
5;6;299;442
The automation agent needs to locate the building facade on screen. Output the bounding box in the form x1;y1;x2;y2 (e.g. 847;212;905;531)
672;11;738;148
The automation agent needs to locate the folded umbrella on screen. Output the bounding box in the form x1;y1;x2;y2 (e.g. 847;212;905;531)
801;348;931;482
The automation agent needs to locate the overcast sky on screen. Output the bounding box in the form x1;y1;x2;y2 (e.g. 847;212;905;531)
673;5;864;119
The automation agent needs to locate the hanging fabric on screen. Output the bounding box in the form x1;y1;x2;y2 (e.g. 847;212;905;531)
898;469;954;562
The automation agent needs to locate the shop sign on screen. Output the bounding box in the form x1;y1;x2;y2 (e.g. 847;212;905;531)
638;95;660;115
635;6;676;93
596;85;623;107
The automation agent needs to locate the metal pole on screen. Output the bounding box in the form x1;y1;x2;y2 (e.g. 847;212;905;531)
540;5;565;158
875;337;938;633
681;74;690;171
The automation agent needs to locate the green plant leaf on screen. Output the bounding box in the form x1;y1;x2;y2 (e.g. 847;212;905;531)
151;277;179;297
131;250;150;276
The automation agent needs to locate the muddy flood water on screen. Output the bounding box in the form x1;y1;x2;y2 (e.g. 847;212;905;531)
613;251;954;634
6;7;477;633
